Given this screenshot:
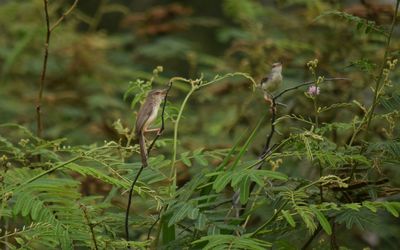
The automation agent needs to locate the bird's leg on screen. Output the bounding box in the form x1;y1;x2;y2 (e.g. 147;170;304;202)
264;94;276;113
263;93;272;105
144;128;162;135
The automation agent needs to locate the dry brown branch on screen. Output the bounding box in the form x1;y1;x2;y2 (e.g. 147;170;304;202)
36;0;79;143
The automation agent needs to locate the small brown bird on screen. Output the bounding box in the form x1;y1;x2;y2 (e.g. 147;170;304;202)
261;62;283;105
135;88;168;162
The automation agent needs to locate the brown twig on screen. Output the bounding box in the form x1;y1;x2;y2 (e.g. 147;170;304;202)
36;0;79;142
37;0;51;141
331;220;338;250
301;224;323;250
147;207;165;241
80;204;99;250
50;0;79;32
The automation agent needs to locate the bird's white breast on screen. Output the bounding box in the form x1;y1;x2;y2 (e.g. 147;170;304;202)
144;105;160;130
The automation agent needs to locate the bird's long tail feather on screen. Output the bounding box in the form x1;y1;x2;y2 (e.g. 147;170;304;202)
138;133;148;167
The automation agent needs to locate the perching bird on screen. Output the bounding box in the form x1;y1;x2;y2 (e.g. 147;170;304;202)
135;88;168;163
126;88;167;244
261;62;283;105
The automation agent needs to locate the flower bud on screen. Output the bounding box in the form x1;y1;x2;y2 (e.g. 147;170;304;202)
307;85;320;96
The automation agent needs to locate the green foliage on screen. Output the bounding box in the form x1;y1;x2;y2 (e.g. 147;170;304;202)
1;0;400;249
193;234;271;250
316;11;388;36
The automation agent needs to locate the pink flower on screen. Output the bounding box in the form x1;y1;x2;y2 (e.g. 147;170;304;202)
307;85;320;96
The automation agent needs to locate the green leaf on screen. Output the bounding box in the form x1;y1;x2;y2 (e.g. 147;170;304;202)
195;213;207;230
168;203;192;226
231;171;245;188
13;192;29;215
382;202;399;217
231;116;265;170
213;172;232;192
180;152;192;167
31;201;42;220
249;172;264;187
310;206;332;235
344;203;362;211
215;131;247;171
15;237;24;245
192;234;271;250
207;225;220;235
256;170;288;180
188;207;199;220
66;163;129;189
281;210;296;227
162;213;176;244
21;195;33;217
199;131;248;203
362;201;377;213
194;154;208;166
239;176;251;204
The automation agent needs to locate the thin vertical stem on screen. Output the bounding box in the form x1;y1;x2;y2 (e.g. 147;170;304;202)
313;98;319;128
348;0;399;179
330;221;338;250
81;205;99;250
313;96;323;201
348;0;399;146
365;0;400;130
37;0;51;140
37;0;79;141
170;86;196;193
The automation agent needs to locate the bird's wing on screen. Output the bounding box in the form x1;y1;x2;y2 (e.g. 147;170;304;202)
261;74;272;89
135;100;154;135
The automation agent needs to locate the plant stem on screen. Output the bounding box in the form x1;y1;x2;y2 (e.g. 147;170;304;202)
125;165;144;245
37;0;79;144
330;221;338;250
348;0;399;146
50;0;79;32
312;93;323;202
313;98;319;128
37;0;51;140
274;78;349;100
347;0;399;179
200;72;257;88
250;199;289;237
170;86;196;193
301;225;322;250
81;205;99;250
365;0;399;130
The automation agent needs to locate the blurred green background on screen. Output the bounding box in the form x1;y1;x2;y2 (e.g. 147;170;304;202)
1;1;400;248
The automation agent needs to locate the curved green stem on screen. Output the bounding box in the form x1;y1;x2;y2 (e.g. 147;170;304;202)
169;84;196;194
201;72;257;88
168;73;256;195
